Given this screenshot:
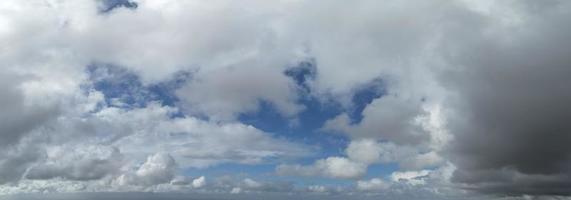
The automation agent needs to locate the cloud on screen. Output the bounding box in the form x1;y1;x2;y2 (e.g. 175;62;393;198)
25;145;123;181
345;139;381;165
324;94;428;145
346;139;443;170
107;104;310;167
307;185;327;193
2;0;571;199
283;0;457;96
436;0;571;196
277;137;444;181
115;153;177;186
390;170;431;186
356;178;389;191
191;176;206;189
0;143;42;184
36;97;310;168
176;64;303;121
0;72;60;147
277;157;367;179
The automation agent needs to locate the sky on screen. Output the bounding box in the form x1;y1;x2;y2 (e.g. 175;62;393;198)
1;0;571;199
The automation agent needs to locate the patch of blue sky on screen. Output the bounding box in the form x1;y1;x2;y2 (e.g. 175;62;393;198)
98;0;138;13
147;71;192;107
85;64;189;117
239;60;386;156
284;58;317;92
240;60;336;136
242;60;385;133
238;98;348;161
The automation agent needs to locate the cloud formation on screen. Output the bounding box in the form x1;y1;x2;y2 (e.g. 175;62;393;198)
439;0;571;196
277;156;367;179
1;0;571;199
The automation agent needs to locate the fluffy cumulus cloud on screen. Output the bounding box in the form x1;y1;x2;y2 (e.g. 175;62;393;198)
1;0;571;199
116;153;177;186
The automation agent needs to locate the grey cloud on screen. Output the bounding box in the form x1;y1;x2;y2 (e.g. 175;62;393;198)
323;94;428;145
0;73;59;146
0;144;42;184
439;0;571;196
0;73;59;184
453;168;571;196
176;63;302;121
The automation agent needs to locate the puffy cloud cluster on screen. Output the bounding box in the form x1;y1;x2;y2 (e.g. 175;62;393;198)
116;153;177;186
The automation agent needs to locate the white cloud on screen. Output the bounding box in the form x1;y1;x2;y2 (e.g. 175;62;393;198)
307;185;327;193
36;99;311;168
243;178;263;189
277;157;366;179
345;139;444;170
25;145;123;181
357;178;389;191
390;170;431;186
230;187;242;194
346;139;381;165
134;153;177;185
192;176;206;188
108;104;310;167
114;153;177;187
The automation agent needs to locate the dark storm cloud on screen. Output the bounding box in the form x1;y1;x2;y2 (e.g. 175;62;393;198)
441;0;571;196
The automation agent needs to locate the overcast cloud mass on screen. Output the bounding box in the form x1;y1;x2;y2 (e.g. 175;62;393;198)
1;0;571;199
